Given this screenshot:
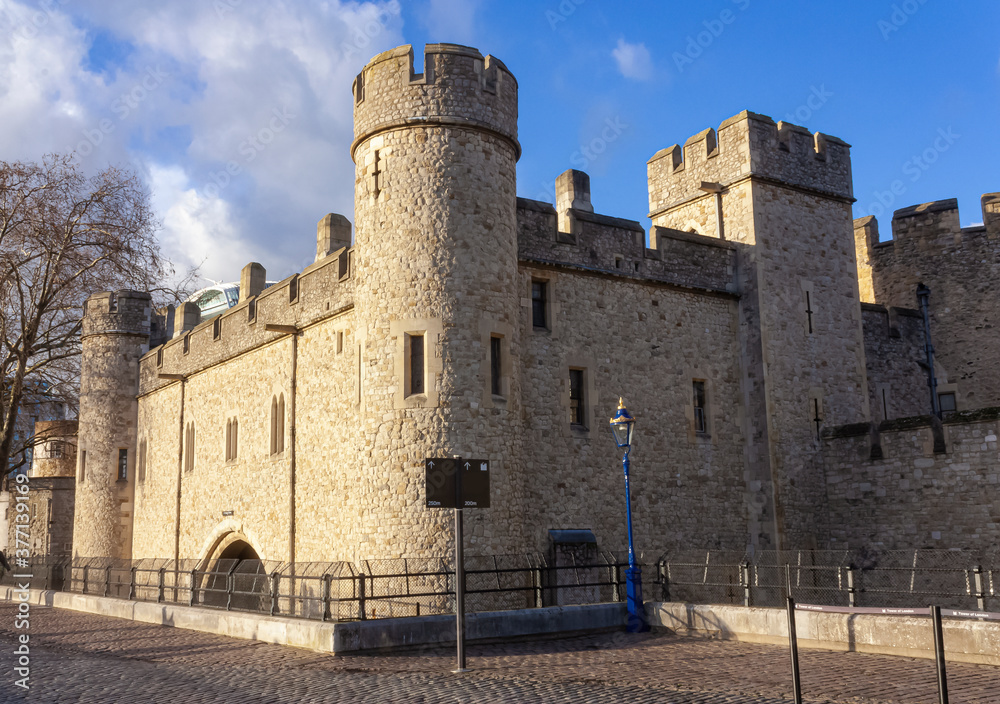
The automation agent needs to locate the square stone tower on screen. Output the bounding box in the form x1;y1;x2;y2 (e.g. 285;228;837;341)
648;111;870;550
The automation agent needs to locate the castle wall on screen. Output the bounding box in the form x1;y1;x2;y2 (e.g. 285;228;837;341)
822;409;1000;549
8;477;75;557
861;304;928;421
517;263;748;556
860;196;1000;412
132;245;354;562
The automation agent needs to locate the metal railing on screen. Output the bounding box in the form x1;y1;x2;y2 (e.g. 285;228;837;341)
657;549;1000;611
1;552;648;623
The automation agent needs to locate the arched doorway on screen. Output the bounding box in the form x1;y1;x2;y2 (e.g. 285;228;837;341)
200;538;270;611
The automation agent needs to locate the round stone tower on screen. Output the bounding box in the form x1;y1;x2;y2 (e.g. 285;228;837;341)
72;290;151;559
349;43;526;558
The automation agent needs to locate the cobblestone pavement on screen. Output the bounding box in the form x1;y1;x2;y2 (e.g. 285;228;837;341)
0;604;998;703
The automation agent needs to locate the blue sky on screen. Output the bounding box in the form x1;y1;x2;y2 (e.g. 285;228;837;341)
1;0;997;283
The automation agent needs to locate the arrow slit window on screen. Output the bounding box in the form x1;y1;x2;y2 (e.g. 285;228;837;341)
407;333;425;396
490;335;502;396
693;380;708;435
569;368;585;427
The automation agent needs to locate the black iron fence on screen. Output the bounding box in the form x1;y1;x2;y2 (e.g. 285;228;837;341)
5;549;994;622
0;552;647;622
658;549;1000;611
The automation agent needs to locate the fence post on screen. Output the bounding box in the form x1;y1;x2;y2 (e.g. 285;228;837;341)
611;564;621;603
189;569;197;606
104;565;111;597
786;596;802;704
83;565;89;594
533;567;543;609
270;572;280;616
226;569;234;611
358;572;367;620
741;561;751;607
846;566;857;608
129;566;137;600
931;605;949;704
322;573;332;622
972;566;985;611
157;567;165;603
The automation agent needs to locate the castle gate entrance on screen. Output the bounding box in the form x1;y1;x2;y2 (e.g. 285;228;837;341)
200;538;271;611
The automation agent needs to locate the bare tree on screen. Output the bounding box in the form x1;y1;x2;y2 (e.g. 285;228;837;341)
0;154;190;480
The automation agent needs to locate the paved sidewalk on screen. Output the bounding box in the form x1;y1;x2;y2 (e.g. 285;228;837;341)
0;603;998;703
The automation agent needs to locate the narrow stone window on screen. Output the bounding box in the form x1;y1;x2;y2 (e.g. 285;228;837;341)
48;441;63;459
117;448;128;481
248;299;257;323
156;348;163;367
569;369;585;427
277;395;285;453
289;275;299;303
185;422;196;473
138;440;147;483
408;333;425;396
938;392;957;414
183;333;190;355
225;418;239;461
79;450;86;482
615;255;624;270
109;295;118;312
531;280;548;329
213;317;221;340
693;380;708;435
270;396;285;455
270;397;278;455
490;335;502;396
805;290;815;334
812;398;823;439
337;331;344;354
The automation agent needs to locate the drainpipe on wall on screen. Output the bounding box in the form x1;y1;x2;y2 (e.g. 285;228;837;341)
916;283;940;419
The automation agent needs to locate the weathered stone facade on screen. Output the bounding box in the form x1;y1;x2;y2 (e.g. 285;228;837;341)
69;43;1000;565
822;409;1000;549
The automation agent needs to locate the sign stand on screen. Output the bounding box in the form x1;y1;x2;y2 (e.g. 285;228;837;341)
425;456;489;674
452;463;468;673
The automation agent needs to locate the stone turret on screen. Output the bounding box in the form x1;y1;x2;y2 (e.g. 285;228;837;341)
646;111;868;552
72;290;151;559
349;43;525;558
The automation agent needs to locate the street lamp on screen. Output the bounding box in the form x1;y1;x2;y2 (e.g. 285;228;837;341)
609;397;649;633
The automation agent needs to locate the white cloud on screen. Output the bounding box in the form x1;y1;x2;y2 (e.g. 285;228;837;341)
0;0;406;285
612;37;652;81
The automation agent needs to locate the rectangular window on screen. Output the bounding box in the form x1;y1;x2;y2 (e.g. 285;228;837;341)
80;450;86;482
490;336;502;396
117;448;128;481
337;331;344;354
248;299;257;323
531;280;547;329
569;369;585;426
156;348;163;367
48;441;63;459
289;275;299;303
693;380;707;434
409;334;424;396
138;440;147;483
938;392;957;413
213;317;221;340
183;333;190;355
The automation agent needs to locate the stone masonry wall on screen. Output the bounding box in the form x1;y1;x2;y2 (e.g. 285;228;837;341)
8;477;75;557
823;410;1000;549
518;263;748;557
861;304;929;421
861;196;1000;411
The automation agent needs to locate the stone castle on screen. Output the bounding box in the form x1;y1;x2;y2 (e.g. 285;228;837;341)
51;43;1000;566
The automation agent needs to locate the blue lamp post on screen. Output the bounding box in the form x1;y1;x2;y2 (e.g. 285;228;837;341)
609;398;649;633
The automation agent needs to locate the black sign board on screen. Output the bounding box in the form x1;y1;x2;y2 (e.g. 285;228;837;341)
425;458;490;508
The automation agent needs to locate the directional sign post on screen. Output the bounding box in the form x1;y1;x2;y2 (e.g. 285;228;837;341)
425;457;490;673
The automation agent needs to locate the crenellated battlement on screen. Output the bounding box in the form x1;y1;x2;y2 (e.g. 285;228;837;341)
138;245;354;396
82;290;152;339
351;43;519;162
648;110;853;219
